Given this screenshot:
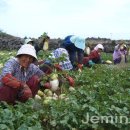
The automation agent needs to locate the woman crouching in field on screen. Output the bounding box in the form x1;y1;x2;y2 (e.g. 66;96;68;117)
82;44;104;67
113;43;128;64
0;44;44;104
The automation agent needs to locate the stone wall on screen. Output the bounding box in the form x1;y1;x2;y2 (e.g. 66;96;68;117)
0;33;130;52
0;33;22;50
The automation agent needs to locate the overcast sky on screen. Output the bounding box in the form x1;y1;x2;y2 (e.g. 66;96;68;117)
0;0;130;40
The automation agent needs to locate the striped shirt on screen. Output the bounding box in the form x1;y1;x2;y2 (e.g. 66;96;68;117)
0;57;44;84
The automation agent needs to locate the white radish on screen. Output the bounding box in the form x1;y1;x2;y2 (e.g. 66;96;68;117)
35;95;41;100
44;89;53;96
69;87;75;91
50;79;59;91
59;94;66;99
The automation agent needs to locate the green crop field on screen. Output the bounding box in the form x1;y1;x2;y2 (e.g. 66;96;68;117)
0;50;130;130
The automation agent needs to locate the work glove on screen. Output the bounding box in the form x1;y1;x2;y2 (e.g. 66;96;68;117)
66;76;75;87
77;64;83;70
18;84;32;102
54;64;62;71
88;60;95;66
43;82;51;89
2;73;23;89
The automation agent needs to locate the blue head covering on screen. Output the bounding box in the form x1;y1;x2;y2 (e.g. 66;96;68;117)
70;36;85;50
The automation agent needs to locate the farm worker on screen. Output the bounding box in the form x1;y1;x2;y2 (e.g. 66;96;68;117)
0;44;44;104
83;44;104;67
113;43;128;64
35;32;50;54
62;35;86;70
52;48;73;70
127;46;130;61
38;48;73;74
49;48;73;70
39;48;73;73
39;48;74;88
24;38;34;45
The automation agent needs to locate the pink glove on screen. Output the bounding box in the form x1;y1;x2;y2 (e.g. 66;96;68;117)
54;64;62;71
43;82;51;89
66;76;75;87
77;64;83;70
